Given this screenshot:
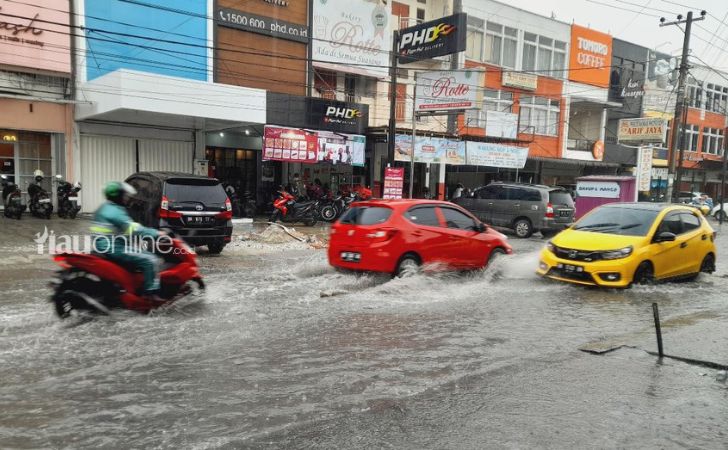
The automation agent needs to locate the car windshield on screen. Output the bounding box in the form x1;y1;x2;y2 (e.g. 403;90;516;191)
573;206;659;236
339;206;392;225
165;179;227;205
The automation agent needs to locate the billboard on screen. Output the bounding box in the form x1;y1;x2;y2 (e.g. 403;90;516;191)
394;135;466;165
465;142;528;169
0;0;70;74
617;118;668;144
263;126;319;163
398;13;467;64
568;24;612;88
312;0;391;77
415;70;483;112
317;132;365;167
643;51;678;119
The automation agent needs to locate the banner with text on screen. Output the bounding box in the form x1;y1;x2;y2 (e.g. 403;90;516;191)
415;70;483;112
618;117;668;144
312;0;391;77
394;135;466;165
465;142;528;169
382;167;404;199
317;131;365;167
263;126;319;163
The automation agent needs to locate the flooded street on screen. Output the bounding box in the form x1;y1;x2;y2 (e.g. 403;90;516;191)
2;219;728;448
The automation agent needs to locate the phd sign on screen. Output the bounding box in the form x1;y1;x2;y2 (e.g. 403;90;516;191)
398;13;467;64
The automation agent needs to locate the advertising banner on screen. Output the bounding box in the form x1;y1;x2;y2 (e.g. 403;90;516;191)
636;146;653;192
398;13;467;64
415;70;483;112
312;0;391;77
216;7;309;43
394;135;466;165
317;132;365;167
465;142;528;169
576;181;620;198
263;126;319;163
568;24;612;88
485;111;518;139
501;71;537;91
617;118;668;144
382;167;404;199
643;50;678;119
0;0;71;73
308;97;368;134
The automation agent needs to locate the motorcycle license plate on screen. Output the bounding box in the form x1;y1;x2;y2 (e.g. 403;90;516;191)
39;198;51;203
68;197;78;201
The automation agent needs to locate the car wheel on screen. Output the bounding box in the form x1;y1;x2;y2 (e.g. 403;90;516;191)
486;248;506;267
540;229;558;238
513;219;533;238
395;254;421;278
632;261;654;286
714;210;727;221
700;253;716;273
207;242;225;254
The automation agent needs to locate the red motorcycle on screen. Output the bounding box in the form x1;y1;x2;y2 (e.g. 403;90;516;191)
50;237;204;318
270;188;319;226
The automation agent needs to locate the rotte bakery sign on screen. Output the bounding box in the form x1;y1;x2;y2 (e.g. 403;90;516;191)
415;70;484;112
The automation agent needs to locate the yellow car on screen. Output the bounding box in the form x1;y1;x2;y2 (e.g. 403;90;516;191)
537;203;716;288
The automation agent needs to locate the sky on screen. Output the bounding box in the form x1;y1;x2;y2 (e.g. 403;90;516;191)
506;0;728;70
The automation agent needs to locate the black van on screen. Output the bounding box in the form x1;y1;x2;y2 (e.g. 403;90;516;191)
125;172;233;254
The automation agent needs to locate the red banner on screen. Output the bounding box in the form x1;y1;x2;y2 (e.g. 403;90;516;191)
263;126;319;163
382;167;404;199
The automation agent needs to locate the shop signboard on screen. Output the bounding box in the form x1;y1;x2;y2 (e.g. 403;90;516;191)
394;135;465;165
307;98;368;134
568;24;612;88
312;0;391;77
216;6;309;43
576;181;620;198
465;142;528;169
397;13;467;64
636;146;653;192
617;117;668;144
263;125;319;163
316;131;365;167
501;71;537;91
415;70;483;112
382;167;404;199
0;0;71;73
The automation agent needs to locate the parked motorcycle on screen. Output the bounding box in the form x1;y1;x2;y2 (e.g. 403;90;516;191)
55;174;82;219
224;183;257;218
270;188;319;226
50;234;204;318
318;195;338;222
1;174;25;220
28;171;53;219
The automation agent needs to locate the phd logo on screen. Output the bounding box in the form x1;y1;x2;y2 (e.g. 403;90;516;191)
325;107;361;120
399;22;455;51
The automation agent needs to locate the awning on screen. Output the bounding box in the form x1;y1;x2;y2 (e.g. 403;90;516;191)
76;69;267;131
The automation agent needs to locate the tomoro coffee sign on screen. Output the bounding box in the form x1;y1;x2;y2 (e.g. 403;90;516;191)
568;24;612;88
398;13;467;64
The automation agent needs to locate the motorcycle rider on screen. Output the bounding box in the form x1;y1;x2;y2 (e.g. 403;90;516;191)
91;181;164;298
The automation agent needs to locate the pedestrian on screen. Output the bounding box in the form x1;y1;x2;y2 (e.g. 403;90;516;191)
452;183;464;200
701;194;714;209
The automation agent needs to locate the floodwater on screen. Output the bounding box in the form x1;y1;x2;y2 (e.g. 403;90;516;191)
1;219;727;448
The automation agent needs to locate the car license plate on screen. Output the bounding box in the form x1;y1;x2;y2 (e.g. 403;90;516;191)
39;198;51;203
68;196;78;201
341;251;361;262
186;216;211;224
557;263;583;273
559;210;570;217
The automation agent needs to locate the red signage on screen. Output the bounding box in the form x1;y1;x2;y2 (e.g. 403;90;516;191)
263;125;319;163
382;167;404;199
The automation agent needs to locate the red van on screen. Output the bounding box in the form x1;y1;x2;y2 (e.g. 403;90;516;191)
328;199;512;276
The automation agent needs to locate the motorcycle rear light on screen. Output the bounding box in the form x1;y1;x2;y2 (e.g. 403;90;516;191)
545;202;554;218
225;198;232;211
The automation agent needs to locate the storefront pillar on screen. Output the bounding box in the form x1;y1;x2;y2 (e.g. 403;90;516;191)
437;163;446;200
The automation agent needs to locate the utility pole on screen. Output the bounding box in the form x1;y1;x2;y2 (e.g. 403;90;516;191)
387;30;399;165
659;10;706;203
720;126;728;224
446;0;463;135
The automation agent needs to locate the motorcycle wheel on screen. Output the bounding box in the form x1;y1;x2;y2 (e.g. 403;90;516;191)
53;275;107;318
305;218;317;227
243;202;256;218
69;209;78;219
45;209;52;220
15;210;22;220
58;209;66;219
269;210;281;222
320;205;336;222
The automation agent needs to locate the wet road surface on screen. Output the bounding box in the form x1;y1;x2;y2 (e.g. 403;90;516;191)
1;217;727;448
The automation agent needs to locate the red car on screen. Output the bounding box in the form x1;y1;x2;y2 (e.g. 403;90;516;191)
328;199;513;276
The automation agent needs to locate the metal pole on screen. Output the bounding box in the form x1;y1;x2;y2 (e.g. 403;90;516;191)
409;72;417;199
720;127;728;224
661;11;704;203
652;303;664;357
387;31;399;164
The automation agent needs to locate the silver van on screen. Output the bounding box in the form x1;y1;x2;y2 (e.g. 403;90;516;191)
453;182;575;238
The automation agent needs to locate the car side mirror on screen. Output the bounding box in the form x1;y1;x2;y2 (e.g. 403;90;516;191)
476;222;486;232
655;231;676;242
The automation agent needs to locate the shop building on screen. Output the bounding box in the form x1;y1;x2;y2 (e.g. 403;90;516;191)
74;0;267;211
0;0;73;205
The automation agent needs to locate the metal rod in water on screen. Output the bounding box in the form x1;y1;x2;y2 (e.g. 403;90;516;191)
652;303;664;357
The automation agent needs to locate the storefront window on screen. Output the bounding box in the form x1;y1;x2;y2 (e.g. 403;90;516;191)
702;127;724;155
519;96;560;136
466;17;484;61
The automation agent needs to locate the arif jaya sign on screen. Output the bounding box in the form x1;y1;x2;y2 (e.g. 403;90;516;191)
617;117;667;144
398;13;466;64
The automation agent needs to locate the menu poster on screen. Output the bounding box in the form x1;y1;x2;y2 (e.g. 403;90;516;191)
382;167;404;199
263;125;318;163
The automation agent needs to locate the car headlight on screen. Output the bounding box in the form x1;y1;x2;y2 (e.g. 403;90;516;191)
546;241;556;253
600;246;633;260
